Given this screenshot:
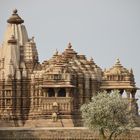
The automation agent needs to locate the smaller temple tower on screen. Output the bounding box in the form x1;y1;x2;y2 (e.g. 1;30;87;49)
101;58;138;115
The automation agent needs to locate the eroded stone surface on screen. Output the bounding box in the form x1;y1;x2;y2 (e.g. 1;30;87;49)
0;127;140;140
0;10;139;127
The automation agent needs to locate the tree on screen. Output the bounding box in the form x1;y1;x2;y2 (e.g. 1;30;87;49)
80;90;135;140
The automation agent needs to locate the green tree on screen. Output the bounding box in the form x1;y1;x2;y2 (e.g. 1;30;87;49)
80;90;135;140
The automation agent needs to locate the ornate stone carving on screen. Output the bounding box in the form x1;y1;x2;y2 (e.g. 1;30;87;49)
0;10;138;127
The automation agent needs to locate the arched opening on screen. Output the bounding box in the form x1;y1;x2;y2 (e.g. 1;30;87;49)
48;88;55;97
58;88;66;97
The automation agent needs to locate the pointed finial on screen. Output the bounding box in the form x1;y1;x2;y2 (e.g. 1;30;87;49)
115;58;121;66
32;36;34;41
116;58;120;64
130;68;133;74
90;57;93;62
30;36;35;43
55;49;58;55
114;58;122;67
13;9;18;14
68;42;72;49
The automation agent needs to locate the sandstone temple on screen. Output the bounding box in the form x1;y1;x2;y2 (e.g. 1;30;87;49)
0;9;139;127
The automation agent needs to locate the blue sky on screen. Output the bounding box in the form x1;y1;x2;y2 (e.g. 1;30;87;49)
0;0;140;109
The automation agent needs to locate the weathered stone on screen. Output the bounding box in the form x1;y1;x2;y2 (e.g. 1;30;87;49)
0;9;139;127
0;127;140;140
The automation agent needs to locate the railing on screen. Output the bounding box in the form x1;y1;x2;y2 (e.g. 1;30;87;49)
41;97;73;114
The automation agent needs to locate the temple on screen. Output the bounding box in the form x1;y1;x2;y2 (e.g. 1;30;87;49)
0;10;139;127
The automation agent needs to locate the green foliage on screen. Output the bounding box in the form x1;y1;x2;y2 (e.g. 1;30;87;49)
80;90;135;140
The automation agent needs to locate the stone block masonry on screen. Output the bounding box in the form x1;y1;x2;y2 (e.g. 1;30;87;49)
0;10;139;127
0;127;140;140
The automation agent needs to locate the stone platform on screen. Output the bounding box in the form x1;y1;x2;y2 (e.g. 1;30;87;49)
0;119;75;127
0;127;140;140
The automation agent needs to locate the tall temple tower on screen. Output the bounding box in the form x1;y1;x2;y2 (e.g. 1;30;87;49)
0;9;38;123
0;10;139;127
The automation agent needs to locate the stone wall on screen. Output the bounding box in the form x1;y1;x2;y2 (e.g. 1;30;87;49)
0;127;140;140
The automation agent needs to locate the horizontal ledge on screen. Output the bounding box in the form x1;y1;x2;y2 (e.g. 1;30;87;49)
40;85;75;88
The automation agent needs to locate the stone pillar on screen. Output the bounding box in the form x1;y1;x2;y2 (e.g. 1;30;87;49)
126;91;131;99
91;78;98;97
77;74;84;105
84;74;90;103
46;89;48;97
66;88;70;97
131;89;136;99
125;89;138;114
30;84;34;110
44;89;46;97
54;88;59;97
125;89;133;99
125;89;132;110
131;89;138;115
38;87;42;111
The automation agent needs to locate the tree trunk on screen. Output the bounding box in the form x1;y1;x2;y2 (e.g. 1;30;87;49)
99;128;106;140
107;131;116;140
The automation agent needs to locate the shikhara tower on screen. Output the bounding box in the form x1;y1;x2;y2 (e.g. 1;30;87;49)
0;10;138;127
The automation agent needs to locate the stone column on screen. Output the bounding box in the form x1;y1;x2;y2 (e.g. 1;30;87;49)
84;74;90;103
131;89;138;115
126;90;131;99
125;89;137;113
125;89;132;108
38;87;42;112
54;88;59;97
77;73;84;106
66;88;70;97
125;89;134;99
45;89;48;97
131;89;136;99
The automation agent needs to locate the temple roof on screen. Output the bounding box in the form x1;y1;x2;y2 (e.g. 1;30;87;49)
40;43;102;81
101;58;136;89
7;9;24;24
104;58;130;75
